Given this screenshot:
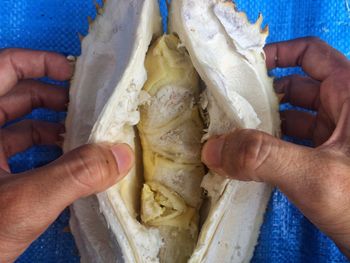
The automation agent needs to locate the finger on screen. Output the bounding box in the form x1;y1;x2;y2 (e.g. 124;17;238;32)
319;69;350;123
0;49;73;96
264;37;350;81
275;75;320;110
314;107;335;146
0;143;134;260
281;110;316;139
0;80;68;125
1;120;65;158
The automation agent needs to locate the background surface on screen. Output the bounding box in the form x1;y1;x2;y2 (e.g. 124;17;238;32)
0;0;349;262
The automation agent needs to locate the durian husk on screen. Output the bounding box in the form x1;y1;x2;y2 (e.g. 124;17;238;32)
169;1;280;262
64;0;280;262
65;0;163;262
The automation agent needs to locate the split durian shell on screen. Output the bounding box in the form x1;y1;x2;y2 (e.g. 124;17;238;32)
63;0;280;262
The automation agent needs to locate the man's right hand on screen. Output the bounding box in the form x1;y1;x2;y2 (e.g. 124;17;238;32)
201;37;350;257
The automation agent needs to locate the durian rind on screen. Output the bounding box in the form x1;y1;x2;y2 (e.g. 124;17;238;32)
169;0;279;262
65;0;163;262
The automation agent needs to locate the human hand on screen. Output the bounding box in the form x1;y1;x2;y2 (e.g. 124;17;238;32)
0;49;134;263
201;37;350;256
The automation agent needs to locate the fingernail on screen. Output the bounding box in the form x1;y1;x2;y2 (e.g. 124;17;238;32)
202;136;225;169
67;55;76;62
66;55;76;78
111;144;134;175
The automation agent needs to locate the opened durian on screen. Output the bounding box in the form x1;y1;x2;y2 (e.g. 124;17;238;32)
64;0;280;262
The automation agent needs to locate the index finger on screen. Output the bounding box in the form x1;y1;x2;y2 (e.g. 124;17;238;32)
0;49;73;96
264;37;350;81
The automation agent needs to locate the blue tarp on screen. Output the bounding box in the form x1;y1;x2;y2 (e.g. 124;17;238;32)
0;0;349;262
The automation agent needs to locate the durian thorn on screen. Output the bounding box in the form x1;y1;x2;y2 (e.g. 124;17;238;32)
237;11;248;23
222;0;236;11
255;13;263;28
77;32;84;43
262;24;269;35
94;0;103;15
87;16;93;26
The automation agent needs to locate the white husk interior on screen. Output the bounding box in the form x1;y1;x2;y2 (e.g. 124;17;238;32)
65;0;163;262
170;1;279;262
64;0;280;262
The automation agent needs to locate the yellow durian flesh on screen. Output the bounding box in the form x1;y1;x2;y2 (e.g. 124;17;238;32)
138;34;204;263
138;34;203;165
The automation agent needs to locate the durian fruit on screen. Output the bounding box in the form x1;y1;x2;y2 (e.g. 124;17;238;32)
63;0;280;262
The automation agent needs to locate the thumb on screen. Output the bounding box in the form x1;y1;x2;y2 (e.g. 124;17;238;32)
28;143;134;206
202;129;350;255
201;129;313;188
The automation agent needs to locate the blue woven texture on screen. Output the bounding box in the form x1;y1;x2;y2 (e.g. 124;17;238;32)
0;0;348;262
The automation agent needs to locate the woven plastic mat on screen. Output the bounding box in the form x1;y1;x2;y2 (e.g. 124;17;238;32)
0;0;348;262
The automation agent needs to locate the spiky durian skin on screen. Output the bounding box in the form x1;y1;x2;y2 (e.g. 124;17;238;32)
138;34;204;263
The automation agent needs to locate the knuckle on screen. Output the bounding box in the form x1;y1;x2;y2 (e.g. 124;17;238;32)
0;48;15;57
305;36;324;45
65;144;114;193
28;82;42;107
305;37;332;55
0;49;19;67
290;74;307;83
21;120;42;145
283;75;303;90
234;130;271;173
